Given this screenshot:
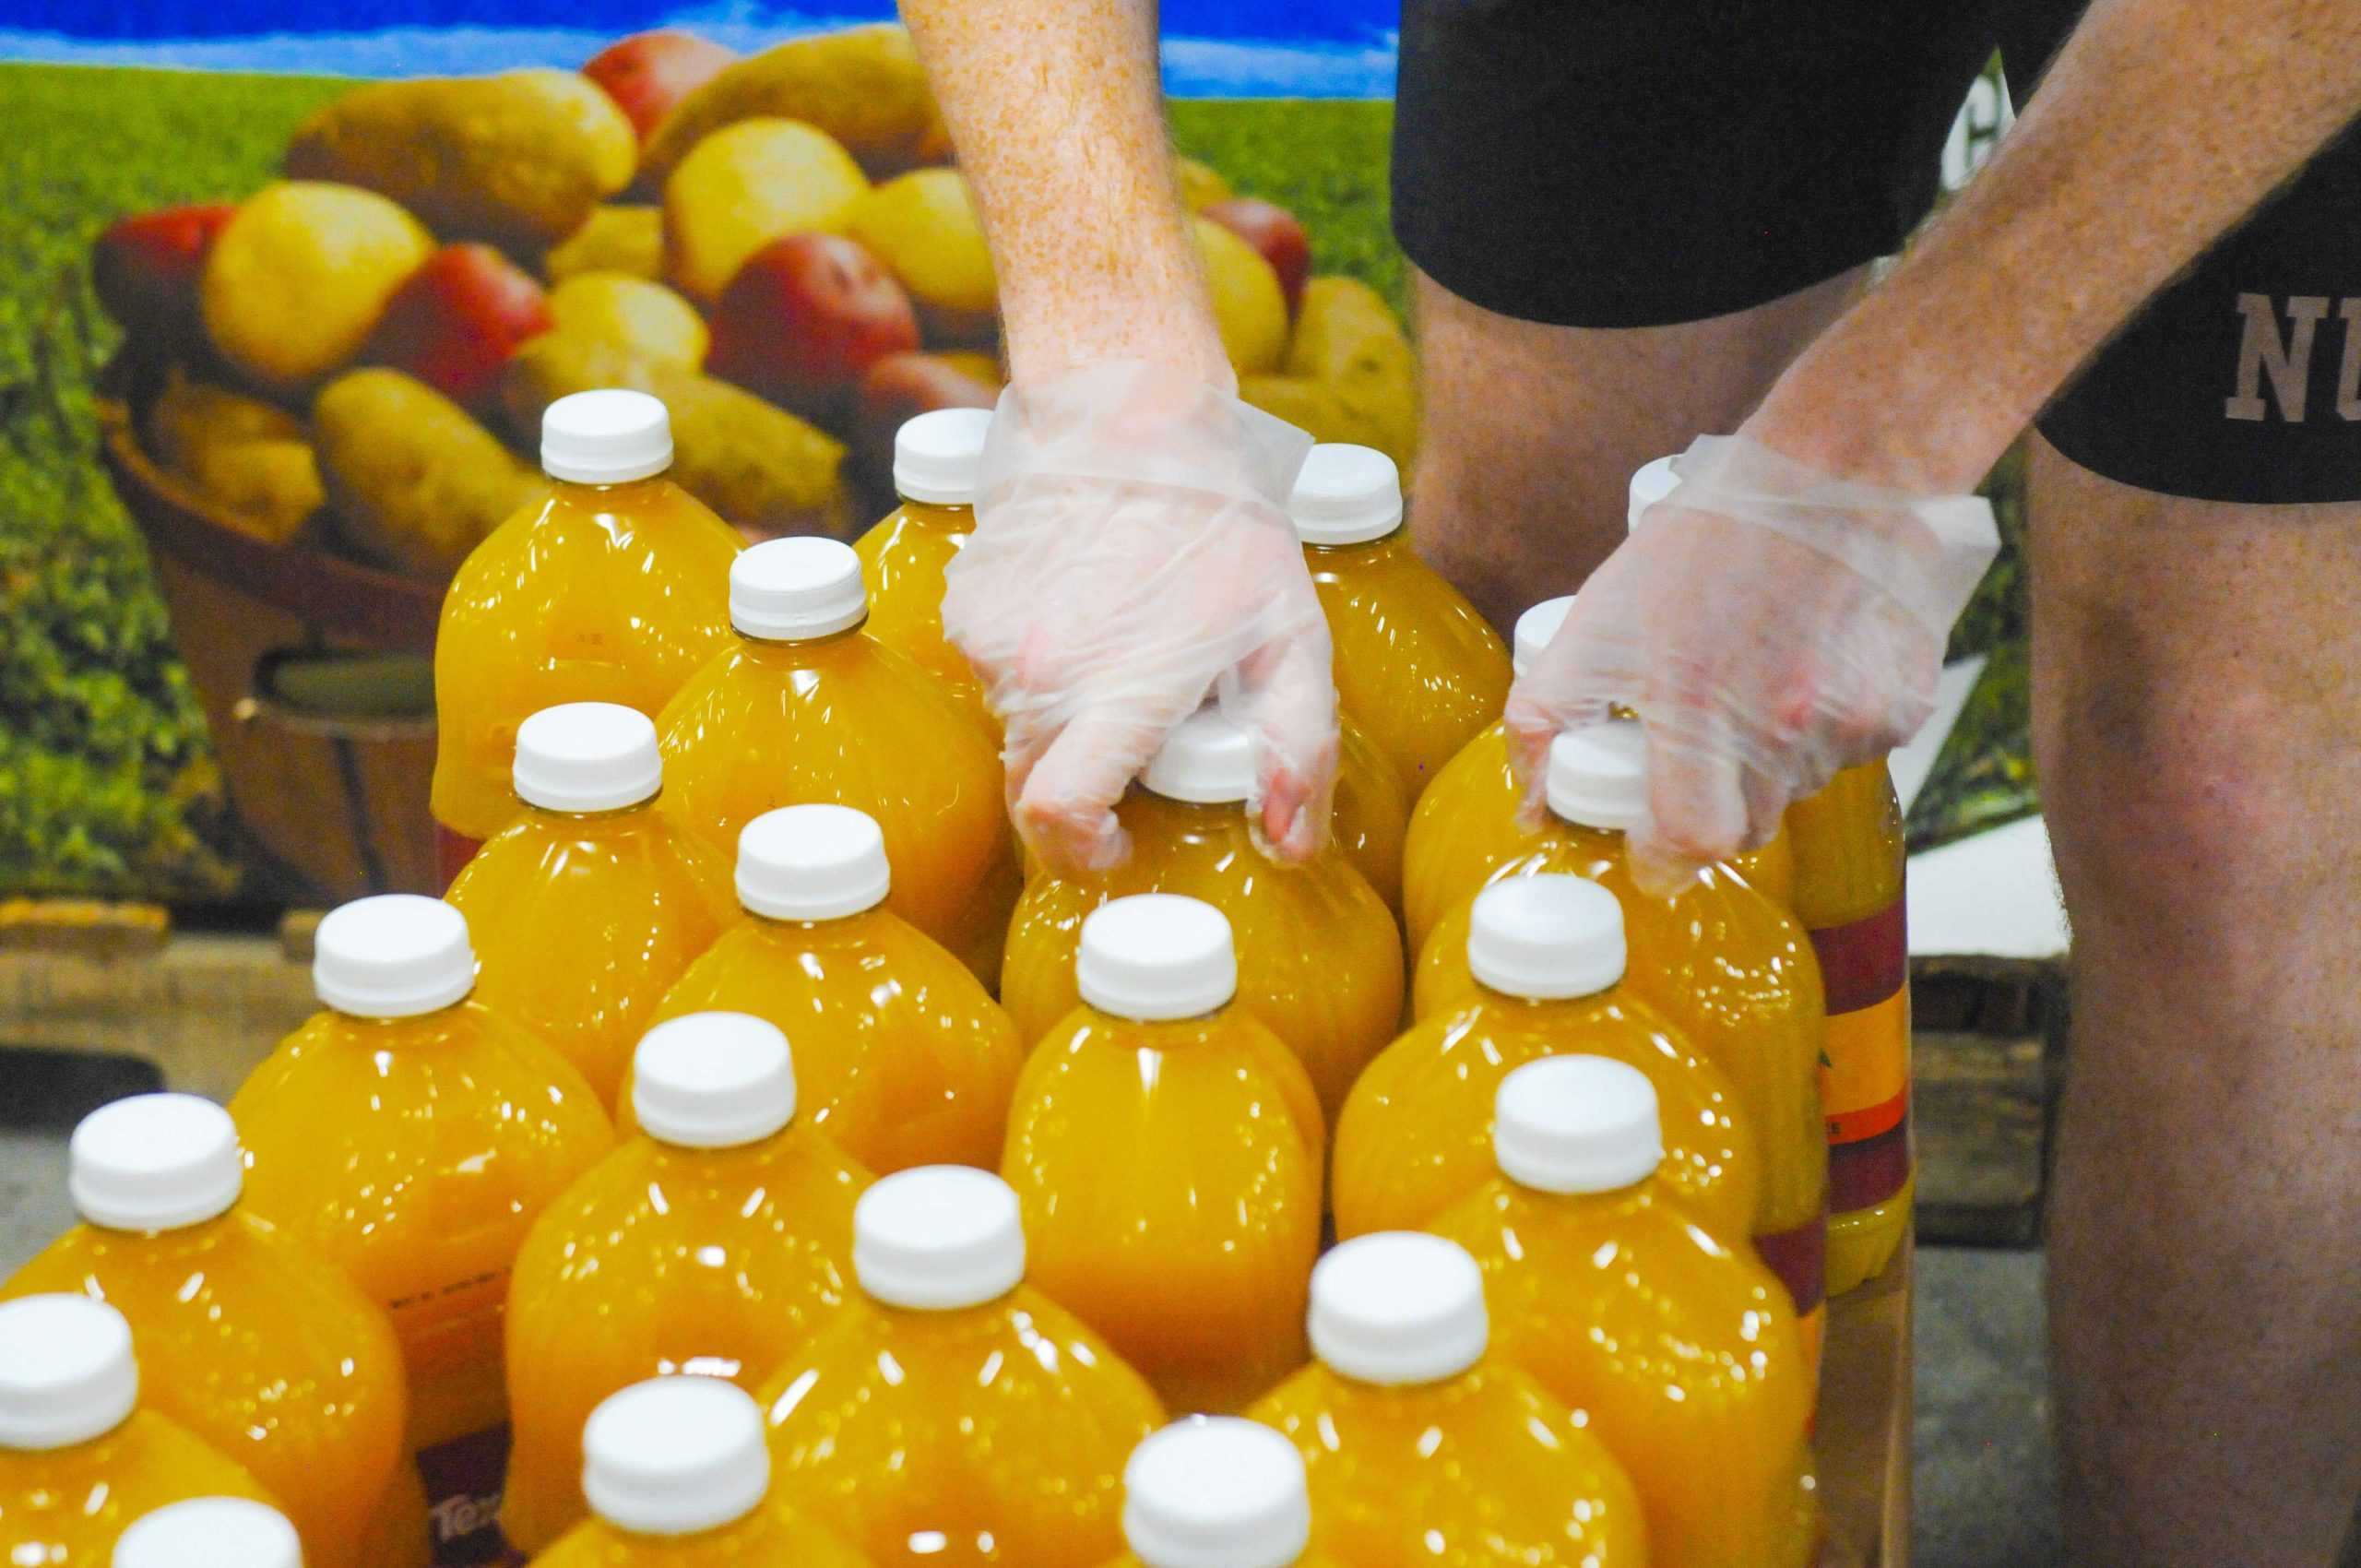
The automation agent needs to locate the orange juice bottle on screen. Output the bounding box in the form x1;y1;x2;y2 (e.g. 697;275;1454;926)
114;1499;302;1568
1003;895;1323;1414
1001;707;1402;1125
504;1013;867;1554
1403;594;1566;884
0;1297;277;1565
1431;1057;1812;1568
1109;1418;1339;1568
639;804;1023;1170
1335;874;1759;1240
762;1166;1166;1565
657;537;1019;985
1292;445;1511;800
1;1096;412;1568
230;895;614;1567
854;408;995;735
1246;1234;1643;1566
446;702;736;1115
1786;762;1914;1295
528;1377;868;1568
1407;724;1830;1349
433;389;742;880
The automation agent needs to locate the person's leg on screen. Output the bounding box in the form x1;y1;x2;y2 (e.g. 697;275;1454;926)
1407;263;1866;629
2029;434;2361;1567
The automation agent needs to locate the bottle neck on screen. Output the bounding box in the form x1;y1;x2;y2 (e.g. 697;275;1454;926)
1300;524;1406;561
515;795;662;832
896;497;975;530
552;473;674;508
734;620;870;659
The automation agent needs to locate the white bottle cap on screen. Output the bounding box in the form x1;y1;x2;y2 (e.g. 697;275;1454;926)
582;1376;771;1537
853;1165;1025;1311
114;1500;302;1568
542;389;673;485
1511;596;1572;678
1627;454;1680;532
513;702;662;814
0;1296;137;1450
1308;1232;1488;1387
312;894;474;1018
1076;894;1237;1021
1142;706;1254;804
734;804;891;922
70;1093;243;1232
1122;1417;1311;1568
1465;875;1627;1000
894;408;992;505
730;538;868;641
1545;720;1649;832
1288;444;1403;545
630;1013;797;1149
1494;1056;1663;1194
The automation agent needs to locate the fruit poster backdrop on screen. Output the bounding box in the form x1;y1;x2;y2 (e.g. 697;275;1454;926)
0;3;2032;908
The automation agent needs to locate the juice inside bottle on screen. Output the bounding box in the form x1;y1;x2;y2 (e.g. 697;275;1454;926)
657;536;1019;985
1786;761;1914;1295
446;702;737;1114
1001;706;1402;1125
1292;445;1511;801
1106;1417;1343;1568
526;1377;868;1568
433;388;742;858
1;1096;412;1568
0;1296;278;1566
1335;874;1760;1241
114;1498;301;1568
761;1166;1166;1566
230;895;614;1566
1408;723;1831;1357
1430;1057;1812;1568
854;408;996;737
1329;716;1409;918
1003;896;1323;1415
634;803;1022;1171
1246;1234;1644;1566
504;1013;868;1554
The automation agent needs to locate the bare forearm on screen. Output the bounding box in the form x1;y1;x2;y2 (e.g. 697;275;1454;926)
900;0;1229;387
1753;0;2361;493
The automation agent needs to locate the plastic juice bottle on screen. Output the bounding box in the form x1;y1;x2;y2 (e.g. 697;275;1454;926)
1107;1418;1342;1568
657;536;1020;985
1335;874;1759;1241
762;1166;1166;1566
635;804;1023;1170
1246;1234;1644;1566
527;1378;868;1568
230;895;614;1567
1292;445;1511;801
446;702;736;1115
1;1096;412;1568
114;1499;301;1568
433;389;742;881
1406;723;1831;1354
0;1296;277;1565
1786;762;1914;1295
1431;1057;1811;1568
1003;896;1323;1414
1001;707;1402;1125
504;1013;867;1554
854;407;996;736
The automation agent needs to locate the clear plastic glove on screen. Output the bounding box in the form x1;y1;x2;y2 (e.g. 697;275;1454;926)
1506;432;1999;895
943;359;1335;874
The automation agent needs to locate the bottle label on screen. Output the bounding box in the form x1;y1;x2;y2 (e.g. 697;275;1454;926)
415;1426;519;1567
1809;891;1911;1212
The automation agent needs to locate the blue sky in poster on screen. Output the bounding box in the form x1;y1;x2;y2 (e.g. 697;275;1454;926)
0;0;1400;94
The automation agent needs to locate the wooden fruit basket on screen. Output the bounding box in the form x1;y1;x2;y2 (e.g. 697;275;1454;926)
97;352;443;901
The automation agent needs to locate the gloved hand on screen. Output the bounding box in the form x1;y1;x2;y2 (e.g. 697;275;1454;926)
943;359;1335;873
1506;432;1999;894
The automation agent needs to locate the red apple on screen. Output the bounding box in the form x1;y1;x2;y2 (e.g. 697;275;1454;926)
92;203;238;349
706;233;920;415
584;30;736;145
1202;197;1311;317
365;244;553;411
853;350;999;474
